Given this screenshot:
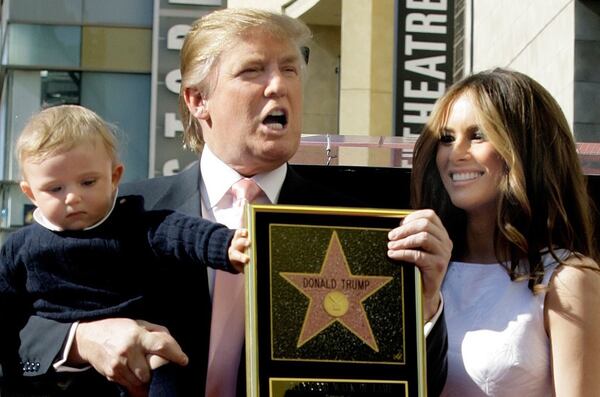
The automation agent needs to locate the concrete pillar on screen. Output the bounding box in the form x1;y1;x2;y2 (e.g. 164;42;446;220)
338;0;394;166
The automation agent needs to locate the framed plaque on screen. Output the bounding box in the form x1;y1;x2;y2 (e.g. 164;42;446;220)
244;204;426;397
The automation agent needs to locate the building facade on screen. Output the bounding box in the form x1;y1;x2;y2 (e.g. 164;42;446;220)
0;0;597;230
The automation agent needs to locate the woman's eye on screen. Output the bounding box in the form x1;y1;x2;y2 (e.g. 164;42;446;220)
439;134;454;144
472;130;487;141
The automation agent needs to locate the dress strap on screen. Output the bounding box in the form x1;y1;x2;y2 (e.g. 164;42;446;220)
540;248;571;285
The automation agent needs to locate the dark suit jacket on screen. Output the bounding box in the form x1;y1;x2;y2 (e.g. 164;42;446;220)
11;161;447;396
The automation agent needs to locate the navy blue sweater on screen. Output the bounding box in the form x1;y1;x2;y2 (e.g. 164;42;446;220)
0;195;234;325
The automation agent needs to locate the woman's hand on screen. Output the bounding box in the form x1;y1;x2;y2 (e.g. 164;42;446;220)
387;209;452;321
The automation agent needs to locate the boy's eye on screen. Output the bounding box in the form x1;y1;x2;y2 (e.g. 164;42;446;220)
82;179;97;187
49;186;62;193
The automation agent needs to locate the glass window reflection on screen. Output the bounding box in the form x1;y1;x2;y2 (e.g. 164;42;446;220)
41;71;81;108
7;24;81;68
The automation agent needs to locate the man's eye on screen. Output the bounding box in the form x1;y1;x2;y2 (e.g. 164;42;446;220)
282;65;299;75
439;134;454;144
240;67;261;76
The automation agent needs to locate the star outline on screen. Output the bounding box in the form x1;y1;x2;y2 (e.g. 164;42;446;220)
280;230;393;352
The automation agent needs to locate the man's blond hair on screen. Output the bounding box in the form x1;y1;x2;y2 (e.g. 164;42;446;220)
178;8;312;152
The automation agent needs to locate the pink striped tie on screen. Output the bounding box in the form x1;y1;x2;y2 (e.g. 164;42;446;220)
206;178;262;397
231;178;262;215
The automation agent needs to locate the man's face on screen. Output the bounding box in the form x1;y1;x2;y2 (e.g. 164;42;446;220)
190;30;303;176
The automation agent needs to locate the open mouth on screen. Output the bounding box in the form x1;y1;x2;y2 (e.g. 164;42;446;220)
451;172;483;182
262;109;288;130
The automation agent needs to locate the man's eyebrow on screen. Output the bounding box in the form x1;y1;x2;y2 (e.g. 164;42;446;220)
237;55;263;64
234;52;301;67
280;53;301;64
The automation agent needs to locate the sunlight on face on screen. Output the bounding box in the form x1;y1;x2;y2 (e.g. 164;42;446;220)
199;29;303;176
20;139;122;230
436;93;505;216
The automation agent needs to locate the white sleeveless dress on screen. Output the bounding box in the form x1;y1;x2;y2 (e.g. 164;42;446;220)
440;250;569;396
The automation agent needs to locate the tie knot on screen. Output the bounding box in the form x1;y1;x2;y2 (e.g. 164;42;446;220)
231;178;262;205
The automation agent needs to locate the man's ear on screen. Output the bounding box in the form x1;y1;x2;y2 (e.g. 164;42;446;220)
20;181;37;205
111;163;125;188
183;87;210;120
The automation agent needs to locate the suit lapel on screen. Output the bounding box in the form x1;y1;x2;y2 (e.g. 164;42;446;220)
154;162;202;216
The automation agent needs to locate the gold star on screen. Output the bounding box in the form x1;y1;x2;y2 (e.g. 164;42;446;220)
280;231;393;351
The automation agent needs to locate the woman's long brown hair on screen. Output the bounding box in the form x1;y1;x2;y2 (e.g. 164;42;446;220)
411;68;598;290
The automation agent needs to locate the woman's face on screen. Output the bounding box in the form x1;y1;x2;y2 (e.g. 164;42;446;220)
435;93;506;216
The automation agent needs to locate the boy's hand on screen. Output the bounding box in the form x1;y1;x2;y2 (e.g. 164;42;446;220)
228;228;251;273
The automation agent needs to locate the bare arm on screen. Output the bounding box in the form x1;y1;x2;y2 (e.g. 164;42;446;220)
545;257;600;396
387;209;452;321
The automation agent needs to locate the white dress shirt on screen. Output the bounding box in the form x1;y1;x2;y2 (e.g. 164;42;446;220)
199;145;286;295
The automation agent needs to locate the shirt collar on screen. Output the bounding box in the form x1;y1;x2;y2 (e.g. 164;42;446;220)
33;189;119;232
200;145;287;207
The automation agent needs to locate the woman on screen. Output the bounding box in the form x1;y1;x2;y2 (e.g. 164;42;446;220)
388;68;600;396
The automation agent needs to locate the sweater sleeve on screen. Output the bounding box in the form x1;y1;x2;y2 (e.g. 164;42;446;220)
145;210;237;273
0;235;33;375
0;236;26;326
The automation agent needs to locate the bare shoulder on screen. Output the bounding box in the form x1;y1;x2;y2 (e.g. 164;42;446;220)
548;254;600;298
563;253;599;268
544;254;600;336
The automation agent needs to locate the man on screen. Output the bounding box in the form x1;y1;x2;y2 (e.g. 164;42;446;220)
11;8;449;397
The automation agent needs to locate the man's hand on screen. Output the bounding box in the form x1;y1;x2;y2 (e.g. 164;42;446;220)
387;209;452;321
69;318;189;397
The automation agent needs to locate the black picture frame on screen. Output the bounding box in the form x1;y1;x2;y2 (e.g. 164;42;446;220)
245;204;426;397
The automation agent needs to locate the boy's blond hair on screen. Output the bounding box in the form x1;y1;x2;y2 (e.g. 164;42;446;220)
16;105;119;169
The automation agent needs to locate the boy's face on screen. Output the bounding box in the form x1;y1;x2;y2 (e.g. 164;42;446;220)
19;139;123;231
